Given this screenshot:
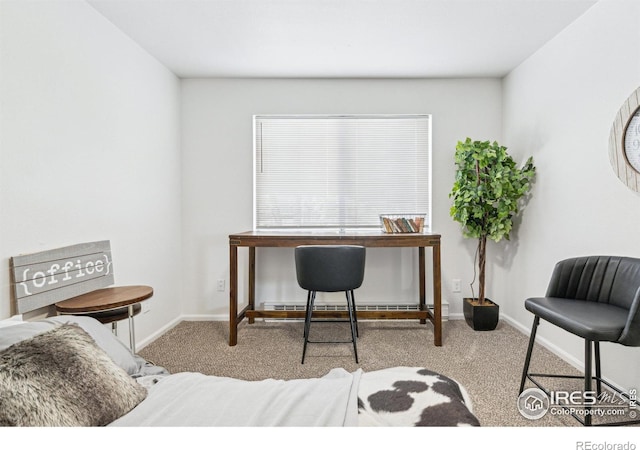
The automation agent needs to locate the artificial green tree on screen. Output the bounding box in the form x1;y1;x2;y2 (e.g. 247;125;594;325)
449;138;536;305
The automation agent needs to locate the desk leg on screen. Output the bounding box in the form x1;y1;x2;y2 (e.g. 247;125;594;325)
229;244;238;346
432;241;442;346
248;247;256;324
418;247;426;324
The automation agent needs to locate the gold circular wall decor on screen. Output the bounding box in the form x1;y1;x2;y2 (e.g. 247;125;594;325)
609;87;640;192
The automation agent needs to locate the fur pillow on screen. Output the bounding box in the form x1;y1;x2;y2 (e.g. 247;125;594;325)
0;323;147;426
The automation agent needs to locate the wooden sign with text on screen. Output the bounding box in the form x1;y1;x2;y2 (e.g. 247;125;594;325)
10;240;115;314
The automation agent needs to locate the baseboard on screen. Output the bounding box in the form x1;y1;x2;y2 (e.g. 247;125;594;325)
450;312;627;392
136;315;191;350
500;313;583;371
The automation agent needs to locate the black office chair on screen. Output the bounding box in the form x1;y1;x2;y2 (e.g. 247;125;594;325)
519;255;640;426
295;245;366;364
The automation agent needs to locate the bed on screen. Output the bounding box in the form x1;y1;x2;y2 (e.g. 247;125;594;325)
0;315;480;427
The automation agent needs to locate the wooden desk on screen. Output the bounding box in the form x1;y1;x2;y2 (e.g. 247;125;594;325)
228;231;442;347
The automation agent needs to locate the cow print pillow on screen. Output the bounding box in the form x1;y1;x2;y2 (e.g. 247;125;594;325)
357;367;480;426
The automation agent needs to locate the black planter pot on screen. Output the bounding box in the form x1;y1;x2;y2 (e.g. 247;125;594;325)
463;298;499;331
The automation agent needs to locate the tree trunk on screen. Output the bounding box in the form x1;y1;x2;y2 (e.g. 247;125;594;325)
478;235;487;304
475;159;487;305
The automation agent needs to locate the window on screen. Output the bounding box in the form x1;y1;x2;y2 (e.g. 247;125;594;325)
254;114;431;230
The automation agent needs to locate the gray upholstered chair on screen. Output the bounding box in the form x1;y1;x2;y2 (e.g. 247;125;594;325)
295;245;366;364
519;255;640;426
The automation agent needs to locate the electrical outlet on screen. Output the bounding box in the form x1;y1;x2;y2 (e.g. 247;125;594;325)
452;279;461;293
217;279;225;292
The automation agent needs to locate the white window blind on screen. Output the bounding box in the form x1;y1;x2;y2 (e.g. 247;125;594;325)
254;114;431;230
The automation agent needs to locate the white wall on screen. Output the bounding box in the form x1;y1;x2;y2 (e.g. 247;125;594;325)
0;1;182;345
181;78;502;318
502;0;640;390
4;0;636;394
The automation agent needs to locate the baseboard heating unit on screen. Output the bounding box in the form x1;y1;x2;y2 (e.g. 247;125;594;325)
261;301;448;322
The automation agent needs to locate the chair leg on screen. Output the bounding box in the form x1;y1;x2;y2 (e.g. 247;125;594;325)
302;291;316;364
594;341;602;396
584;339;593;426
521;320;637;426
350;290;359;338
346;290;358;363
519;316;540;394
303;291;313;339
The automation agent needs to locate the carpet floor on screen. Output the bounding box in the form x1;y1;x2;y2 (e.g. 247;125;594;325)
139;318;634;427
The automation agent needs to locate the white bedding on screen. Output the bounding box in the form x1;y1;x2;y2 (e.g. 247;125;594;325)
0;315;480;427
111;368;361;427
110;366;479;427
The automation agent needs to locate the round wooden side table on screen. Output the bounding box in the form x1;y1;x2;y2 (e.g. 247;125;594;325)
55;285;153;353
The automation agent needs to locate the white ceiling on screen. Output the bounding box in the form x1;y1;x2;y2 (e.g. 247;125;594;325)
88;0;598;79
